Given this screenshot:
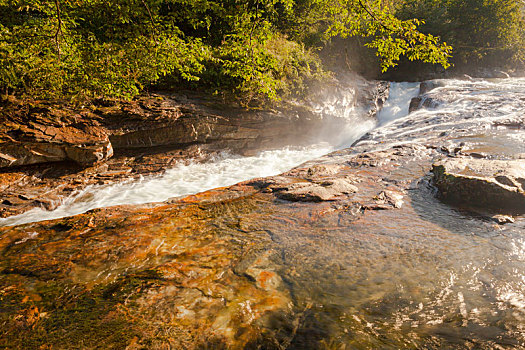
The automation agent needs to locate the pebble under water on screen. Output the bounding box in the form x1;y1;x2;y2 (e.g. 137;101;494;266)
274;78;525;349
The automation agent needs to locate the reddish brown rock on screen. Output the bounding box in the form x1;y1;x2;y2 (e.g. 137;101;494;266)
0;189;293;349
0;142;420;349
0;77;389;218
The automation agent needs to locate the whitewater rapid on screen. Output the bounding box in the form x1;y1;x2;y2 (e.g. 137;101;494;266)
0;82;419;227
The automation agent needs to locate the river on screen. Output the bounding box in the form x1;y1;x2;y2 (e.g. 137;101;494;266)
1;78;525;349
0;82;419;227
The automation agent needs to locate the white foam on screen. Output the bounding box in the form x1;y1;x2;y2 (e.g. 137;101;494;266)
0;81;421;227
377;82;420;126
0;145;334;227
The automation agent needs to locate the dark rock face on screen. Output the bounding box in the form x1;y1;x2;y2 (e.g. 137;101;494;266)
408;80;449;113
409;96;442;113
408;96;422;113
432;158;525;213
418;80;445;95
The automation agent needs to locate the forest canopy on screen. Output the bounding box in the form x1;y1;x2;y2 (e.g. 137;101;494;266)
0;0;523;102
395;0;525;72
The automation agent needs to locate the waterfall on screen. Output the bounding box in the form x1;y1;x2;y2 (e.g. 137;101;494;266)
0;82;420;227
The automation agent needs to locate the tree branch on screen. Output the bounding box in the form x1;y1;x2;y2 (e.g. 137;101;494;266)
54;0;62;56
141;0;158;43
356;0;416;49
356;0;391;33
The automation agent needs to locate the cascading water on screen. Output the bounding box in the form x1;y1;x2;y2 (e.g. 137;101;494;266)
0;82;419;227
366;78;525;153
2;78;525;349
377;82;420;126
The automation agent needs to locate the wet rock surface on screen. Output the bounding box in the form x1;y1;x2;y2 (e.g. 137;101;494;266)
0;77;386;218
408;80;457;113
0;143;421;349
1;78;525;348
433;158;525;213
0;189;292;349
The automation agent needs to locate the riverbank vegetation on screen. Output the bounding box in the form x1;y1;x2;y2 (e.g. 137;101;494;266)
0;0;523;103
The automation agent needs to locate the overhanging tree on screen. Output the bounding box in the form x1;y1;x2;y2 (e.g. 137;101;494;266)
0;0;454;101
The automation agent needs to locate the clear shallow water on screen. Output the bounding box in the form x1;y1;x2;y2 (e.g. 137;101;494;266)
275;180;525;349
2;78;525;349
272;77;525;349
0;82;419;227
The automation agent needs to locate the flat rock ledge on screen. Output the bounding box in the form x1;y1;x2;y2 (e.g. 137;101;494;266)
0;78;388;218
432;158;525;213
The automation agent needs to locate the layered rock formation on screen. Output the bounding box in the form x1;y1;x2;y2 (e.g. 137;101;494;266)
0;78;388;218
0;100;113;167
1;79;524;348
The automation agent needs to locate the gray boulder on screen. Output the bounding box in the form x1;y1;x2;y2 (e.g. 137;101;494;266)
432;158;525;213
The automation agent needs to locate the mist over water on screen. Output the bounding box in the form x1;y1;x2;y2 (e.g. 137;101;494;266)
3;78;525;348
0;82;419;227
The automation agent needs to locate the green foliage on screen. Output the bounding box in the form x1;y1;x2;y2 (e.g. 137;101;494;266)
319;0;452;72
0;0;454;102
395;0;525;68
0;0;210;99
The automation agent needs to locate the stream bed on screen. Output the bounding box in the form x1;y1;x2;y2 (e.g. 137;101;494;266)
0;83;418;227
1;78;524;349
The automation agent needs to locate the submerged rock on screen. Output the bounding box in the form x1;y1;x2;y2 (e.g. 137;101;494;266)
432;158;525;213
274;178;358;202
0;190;292;349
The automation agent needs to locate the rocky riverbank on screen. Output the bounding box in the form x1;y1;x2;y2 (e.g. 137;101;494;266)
1;78;524;348
0;76;388;218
